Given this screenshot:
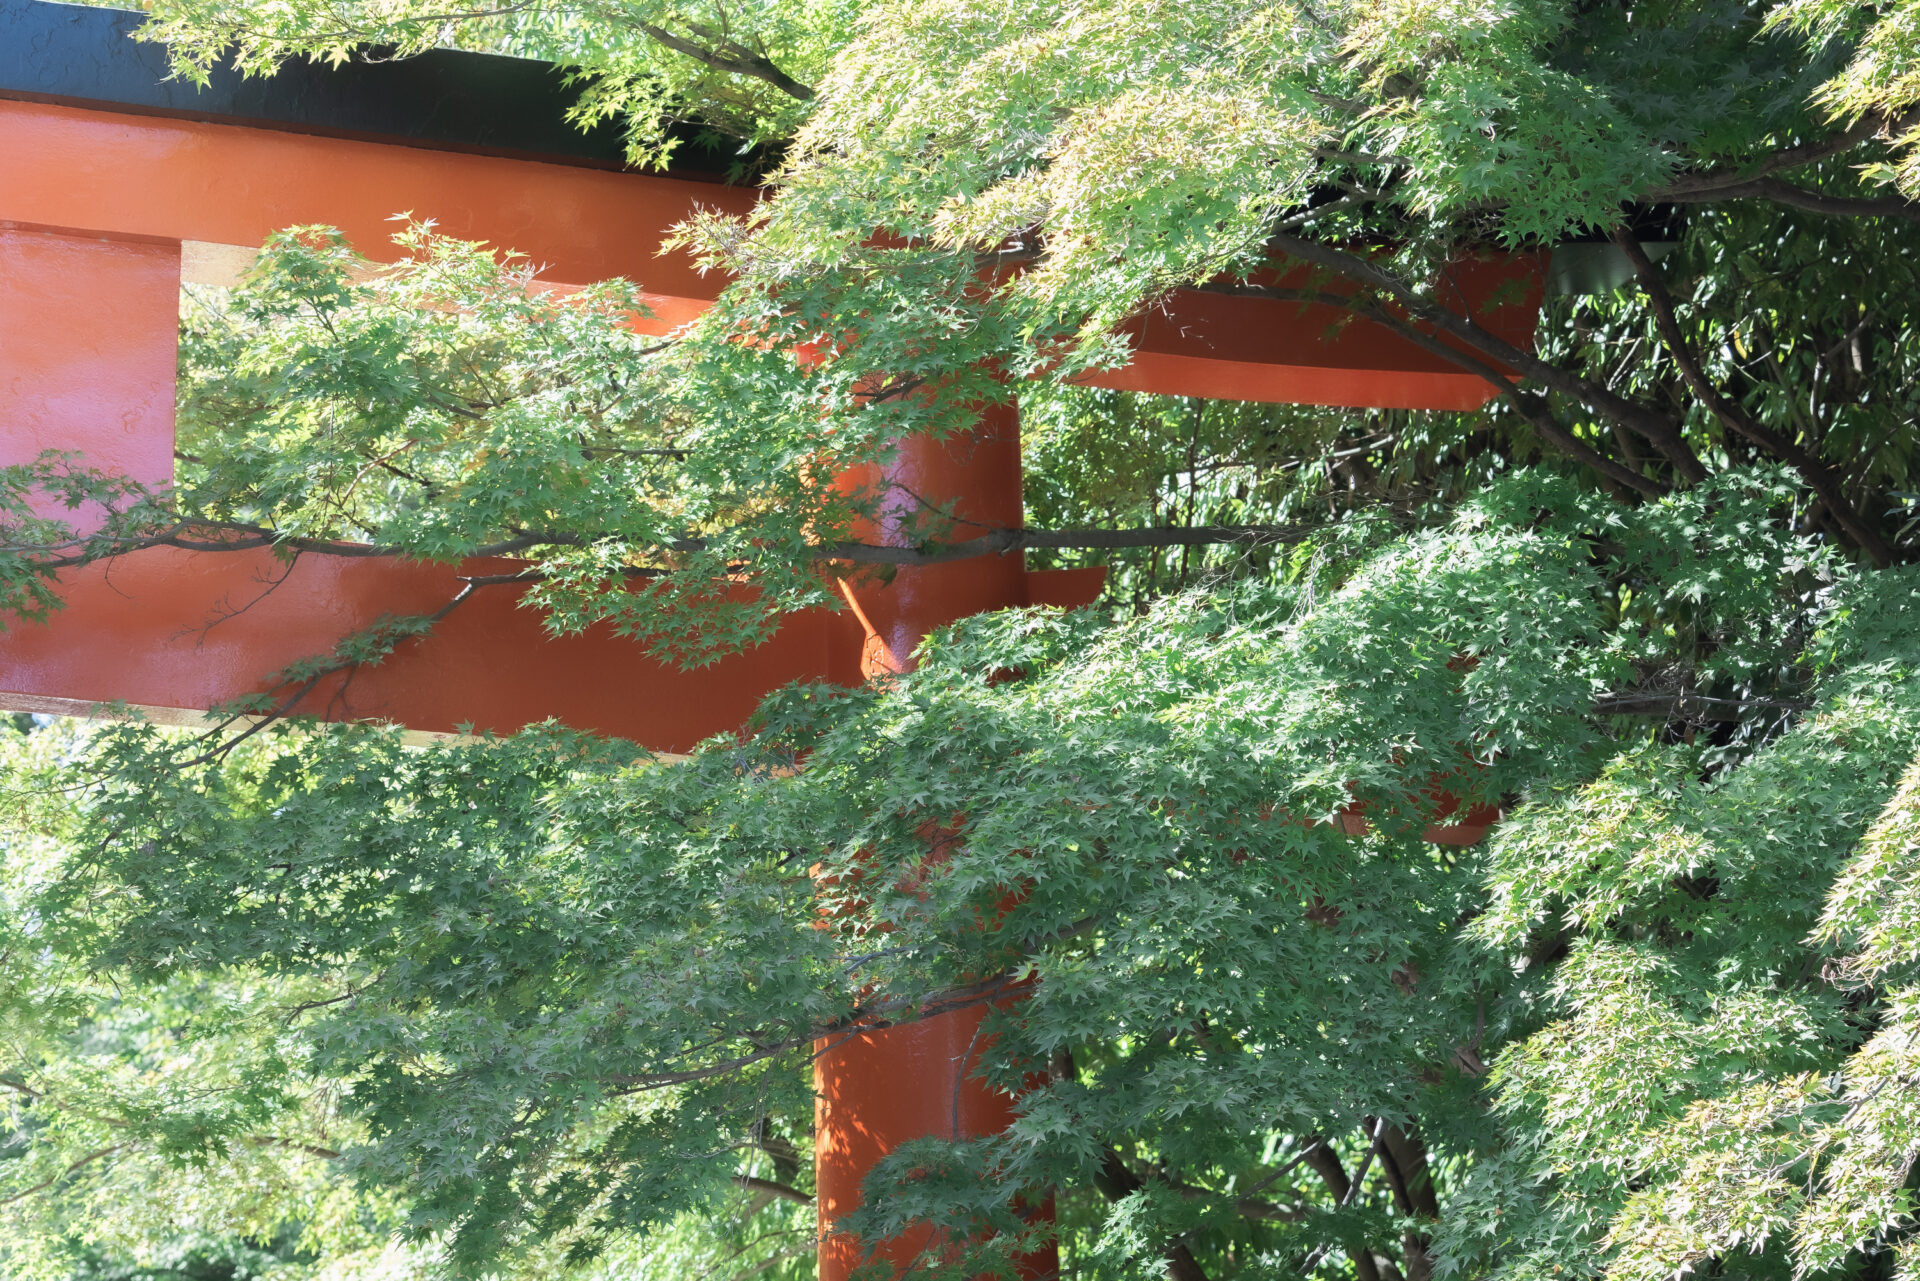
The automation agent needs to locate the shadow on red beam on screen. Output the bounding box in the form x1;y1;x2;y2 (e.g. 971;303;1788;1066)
0;555;1110;753
0;550;839;753
1084;252;1548;409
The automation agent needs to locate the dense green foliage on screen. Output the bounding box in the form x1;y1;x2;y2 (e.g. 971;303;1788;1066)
14;0;1920;1278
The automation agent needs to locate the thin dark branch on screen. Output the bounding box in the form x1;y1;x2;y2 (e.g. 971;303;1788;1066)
16;522;567;570
1192;280;1667;498
242;1135;343;1160
604;974;1029;1096
1661;175;1920;223
14;516;1344;576
823;523;1327;565
1301;1138;1384;1281
1260;232;1708;482
1611;227;1893;565
1592;691;1809;721
1651;112;1899;198
0;1075;47;1099
175;581;483;765
0;1144;128;1208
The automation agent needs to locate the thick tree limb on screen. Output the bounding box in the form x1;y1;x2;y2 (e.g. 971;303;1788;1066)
636;22;815;100
0;1074;47;1099
1301;1139;1386;1281
1610;228;1893;566
1094;1149;1212;1281
736;1175;813;1206
1660;175;1920;223
1374;1121;1436;1281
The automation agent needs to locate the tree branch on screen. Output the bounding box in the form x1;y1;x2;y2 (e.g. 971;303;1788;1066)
1660;175;1920;223
604;973;1030;1097
1374;1121;1436;1281
736;1175;813;1206
1651;112;1901;198
1192;281;1668;498
1094;1149;1212;1281
1591;691;1809;721
0;1144;128;1209
636;22;815;100
173;581;486;766
825;522;1329;565
1610;227;1893;565
1260;232;1709;483
1301;1139;1385;1281
242;1135;344;1160
11;516;1348;579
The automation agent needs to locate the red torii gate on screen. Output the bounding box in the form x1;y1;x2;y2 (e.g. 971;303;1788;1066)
0;20;1542;1277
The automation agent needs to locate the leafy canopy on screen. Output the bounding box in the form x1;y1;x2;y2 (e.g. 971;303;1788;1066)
13;0;1920;1279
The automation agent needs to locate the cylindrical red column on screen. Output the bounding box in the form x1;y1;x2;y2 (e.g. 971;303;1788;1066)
837;400;1027;676
816;401;1054;1281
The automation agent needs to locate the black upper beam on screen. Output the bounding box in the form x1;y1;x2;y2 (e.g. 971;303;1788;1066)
0;0;737;177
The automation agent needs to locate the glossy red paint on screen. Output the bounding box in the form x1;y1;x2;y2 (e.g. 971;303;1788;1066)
0;226;177;498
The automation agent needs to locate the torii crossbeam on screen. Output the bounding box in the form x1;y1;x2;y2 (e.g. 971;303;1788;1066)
0;5;1542;1276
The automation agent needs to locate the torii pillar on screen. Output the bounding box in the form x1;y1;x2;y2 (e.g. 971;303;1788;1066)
0;8;1543;1277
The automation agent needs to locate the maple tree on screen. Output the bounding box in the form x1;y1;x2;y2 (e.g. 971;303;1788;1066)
11;1;1920;1278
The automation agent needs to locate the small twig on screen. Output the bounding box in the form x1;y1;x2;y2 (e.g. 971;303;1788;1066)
0;1144;129;1208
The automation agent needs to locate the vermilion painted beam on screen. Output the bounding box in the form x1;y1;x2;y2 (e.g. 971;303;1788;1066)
0;226;177;493
3;554;1102;751
3;550;847;754
0;98;1546;367
1085;254;1547;409
0;98;755;327
0;220;1103;749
